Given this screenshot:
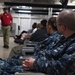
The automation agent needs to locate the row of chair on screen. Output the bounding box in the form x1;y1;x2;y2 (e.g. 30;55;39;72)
15;40;47;75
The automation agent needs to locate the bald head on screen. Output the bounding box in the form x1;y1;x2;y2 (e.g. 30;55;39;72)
57;10;75;31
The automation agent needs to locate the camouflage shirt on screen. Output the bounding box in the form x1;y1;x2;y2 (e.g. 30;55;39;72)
34;31;62;58
33;33;75;75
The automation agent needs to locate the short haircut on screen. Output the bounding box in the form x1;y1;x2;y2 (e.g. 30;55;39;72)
48;17;57;31
32;23;37;29
41;19;47;27
3;8;8;11
57;10;75;31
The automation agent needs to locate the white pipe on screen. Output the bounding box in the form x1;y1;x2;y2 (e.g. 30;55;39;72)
48;8;52;19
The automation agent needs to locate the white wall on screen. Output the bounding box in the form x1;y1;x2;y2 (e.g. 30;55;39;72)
12;13;48;35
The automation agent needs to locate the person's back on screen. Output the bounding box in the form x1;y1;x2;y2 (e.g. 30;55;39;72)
30;26;47;42
29;19;48;42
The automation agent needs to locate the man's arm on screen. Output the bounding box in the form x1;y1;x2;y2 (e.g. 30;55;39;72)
0;14;2;20
10;14;13;31
33;43;75;74
10;14;13;25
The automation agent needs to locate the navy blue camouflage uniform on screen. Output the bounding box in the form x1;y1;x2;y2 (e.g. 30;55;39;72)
33;33;75;75
34;31;62;58
0;58;25;75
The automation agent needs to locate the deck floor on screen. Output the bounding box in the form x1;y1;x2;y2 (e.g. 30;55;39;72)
0;37;18;59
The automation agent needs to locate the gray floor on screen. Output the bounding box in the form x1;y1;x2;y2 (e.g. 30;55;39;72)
0;37;19;59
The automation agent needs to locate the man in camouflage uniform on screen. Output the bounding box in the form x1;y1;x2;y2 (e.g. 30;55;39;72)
34;17;62;58
22;10;75;75
34;31;62;58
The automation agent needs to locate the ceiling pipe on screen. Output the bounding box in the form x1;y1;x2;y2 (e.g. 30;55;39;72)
4;2;63;8
4;2;75;9
15;11;57;15
13;8;62;12
13;8;48;12
15;11;48;15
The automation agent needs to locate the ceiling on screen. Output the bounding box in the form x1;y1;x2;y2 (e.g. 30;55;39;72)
0;0;57;9
0;0;73;3
0;1;74;11
0;0;75;13
0;0;74;7
0;0;54;3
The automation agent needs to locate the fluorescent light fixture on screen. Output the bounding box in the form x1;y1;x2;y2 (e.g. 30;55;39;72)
16;6;19;8
72;1;75;3
68;3;75;5
53;12;59;14
29;7;32;9
21;6;32;9
22;6;26;8
18;10;31;12
54;1;61;4
68;0;75;5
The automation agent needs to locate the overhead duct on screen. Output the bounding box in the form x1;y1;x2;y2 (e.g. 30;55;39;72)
4;2;62;8
12;8;48;12
4;2;75;9
15;11;48;15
